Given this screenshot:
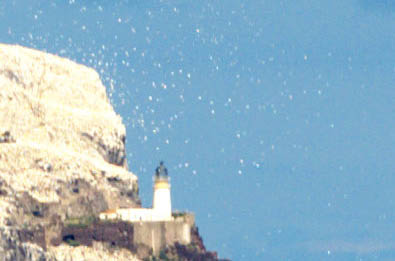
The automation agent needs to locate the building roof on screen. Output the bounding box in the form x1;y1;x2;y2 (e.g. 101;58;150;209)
101;209;117;214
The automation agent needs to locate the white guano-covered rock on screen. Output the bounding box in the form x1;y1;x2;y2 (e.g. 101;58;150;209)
0;44;141;260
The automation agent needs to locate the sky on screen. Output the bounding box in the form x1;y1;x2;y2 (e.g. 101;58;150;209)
1;0;395;260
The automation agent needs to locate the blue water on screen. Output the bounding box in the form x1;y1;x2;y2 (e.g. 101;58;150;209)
1;1;395;260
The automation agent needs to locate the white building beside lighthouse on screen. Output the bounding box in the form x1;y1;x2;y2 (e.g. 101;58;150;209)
98;161;193;254
99;161;173;222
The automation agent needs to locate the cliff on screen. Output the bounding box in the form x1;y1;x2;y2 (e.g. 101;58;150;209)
0;43;140;260
0;44;226;261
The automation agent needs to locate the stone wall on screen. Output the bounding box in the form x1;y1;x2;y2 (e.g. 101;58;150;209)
59;221;135;250
59;219;192;257
133;221;191;255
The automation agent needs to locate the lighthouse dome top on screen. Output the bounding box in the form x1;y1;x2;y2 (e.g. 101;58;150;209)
155;161;169;179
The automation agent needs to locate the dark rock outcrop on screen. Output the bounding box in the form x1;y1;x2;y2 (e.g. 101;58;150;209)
143;226;230;261
58;221;135;251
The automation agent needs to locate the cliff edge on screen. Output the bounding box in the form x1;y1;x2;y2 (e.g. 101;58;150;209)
0;44;140;260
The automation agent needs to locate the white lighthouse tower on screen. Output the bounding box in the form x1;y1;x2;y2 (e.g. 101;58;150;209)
152;161;172;221
99;161;174;222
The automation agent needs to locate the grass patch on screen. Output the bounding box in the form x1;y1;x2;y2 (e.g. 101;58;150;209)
172;212;186;218
65;239;80;247
65;215;97;228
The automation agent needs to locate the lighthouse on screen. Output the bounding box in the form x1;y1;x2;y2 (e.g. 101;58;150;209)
152;161;172;221
99;161;174;222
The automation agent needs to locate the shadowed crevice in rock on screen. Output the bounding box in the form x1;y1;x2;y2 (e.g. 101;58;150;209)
18;192;50;219
105;174;139;204
0;69;21;84
81;132;127;167
0;131;16;143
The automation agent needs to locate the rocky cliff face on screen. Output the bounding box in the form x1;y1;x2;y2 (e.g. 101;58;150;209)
0;44;140;260
0;44;226;261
